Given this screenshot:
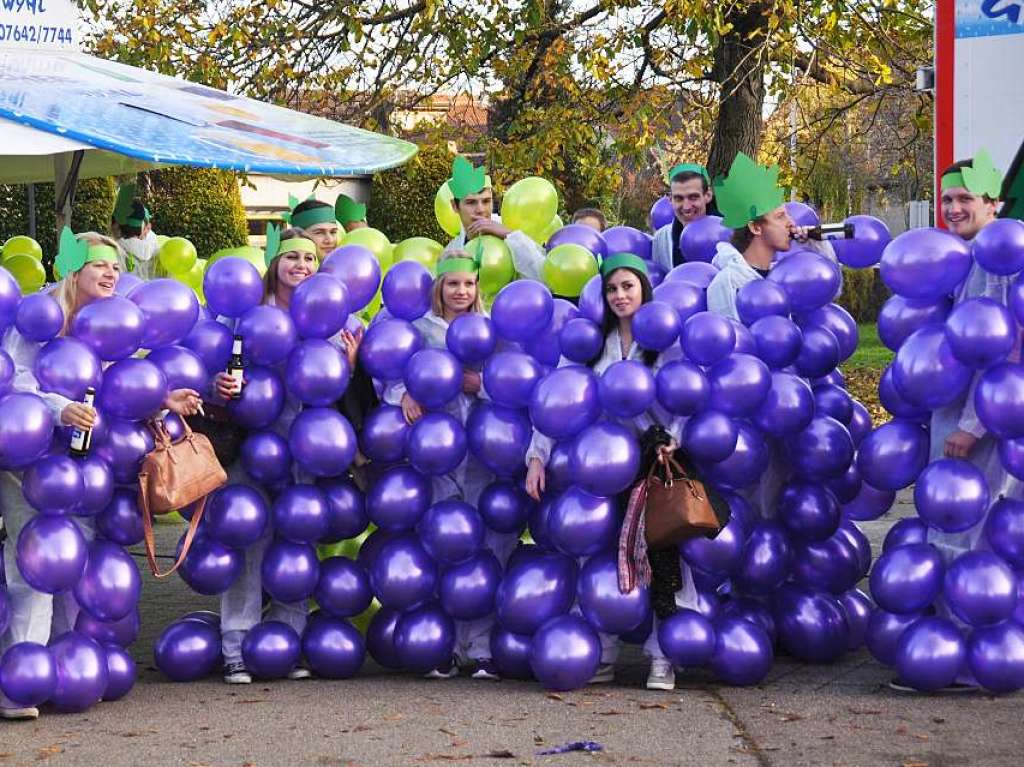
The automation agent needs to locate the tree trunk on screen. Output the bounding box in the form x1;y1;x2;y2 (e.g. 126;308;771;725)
706;2;770;179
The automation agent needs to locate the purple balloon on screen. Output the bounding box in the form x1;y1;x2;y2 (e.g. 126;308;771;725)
466;403;531;477
407;412;467;477
70;296;145;361
0;350;12;396
578;275;605;325
113;272;142;296
147;345;209;393
801;305;858;363
883;517;927;552
751;371;813;437
679;216;731;263
95;487;144;546
439;550;502;620
681;312;735;366
529;614;601;691
656;609;715;667
649;196;674;230
288;407;356;478
985;497;1024;569
204;257;263;319
777;482;839;542
784;201;819;227
240;430;292;486
237;305;297;366
653;280;707;325
478;481;531;535
709;615;773;685
15;293;62;343
865;608;920;666
290;272;349;339
559;317;604;363
832;215;891;268
839;588;874;651
681;514;747;575
205;484;268;549
682;410;738;462
271;484;329;544
446;313;497;364
0;266;20;328
128;278;200;349
546;440;574;494
914;459;989;533
971;218;1024;276
945;297;1014;369
737;280;790;325
733;520;791;595
23;454;83;514
366;606;403;669
704;421;768;490
843;480;896;522
975;362;1024;439
286;339;350;407
577;551;650;634
792;325;840;379
944;551;1018;627
16;515;87;593
302;615;364;678
483;351;542;410
666;261;718;288
790;415;854;482
632;301;680;351
880;227;972;300
366;465;431;532
418;499;483;565
529;366;600;440
382;260;432;321
226;365;285;429
967;621;1024;693
497;551;577;634
1001;438;1024;481
73;540;140;622
877;295;952;352
182;319;233;375
548;224;609;260
318;477;368;542
261;539;319;602
179;534;244;595
773;584;849;663
707;353;771;417
877;366;929;421
34;338;101;401
895;616;965;692
0;642;57;706
360;405;409;463
241;621;301;679
315;557;373;618
869;543;943;614
857;420;929;492
102;643;136;701
604;226;651;260
813;384;853;426
654;359;708;416
548;487;619;557
598;360;656;418
402;348;462;411
394;601;456;672
568;421;640;497
358;318;423;381
491;280;554;342
767;252;840;313
154;618;221;682
321;244;382;312
98;358;168;421
48;632;108;712
490;627;534;679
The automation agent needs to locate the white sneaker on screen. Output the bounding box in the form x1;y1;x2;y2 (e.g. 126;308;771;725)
646;659;676;691
223;662;252;685
0;706;40;720
588;663;615;685
287;666;312;681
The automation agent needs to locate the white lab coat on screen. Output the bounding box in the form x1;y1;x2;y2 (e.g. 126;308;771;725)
444;214;546;283
651;222;677;274
120;230;161;281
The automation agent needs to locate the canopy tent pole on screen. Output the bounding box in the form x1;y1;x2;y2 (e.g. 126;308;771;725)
27;183;36;239
53;150;84;234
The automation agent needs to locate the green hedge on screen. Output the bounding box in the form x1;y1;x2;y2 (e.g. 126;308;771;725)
369;139;450;244
143;167;249;257
838;266;889;323
0;177;116;276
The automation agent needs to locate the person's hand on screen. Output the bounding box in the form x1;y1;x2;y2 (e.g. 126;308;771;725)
467;218;512;239
214;371;241;400
61;402;97;430
944;430;979;459
341;327;364;370
525;457;546;501
462;370;482;394
657;439;678;466
165;388;203;417
790;225;811;243
401;392;424;424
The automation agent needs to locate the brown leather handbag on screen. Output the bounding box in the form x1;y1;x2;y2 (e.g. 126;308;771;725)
138;416;227;578
644;454;722;548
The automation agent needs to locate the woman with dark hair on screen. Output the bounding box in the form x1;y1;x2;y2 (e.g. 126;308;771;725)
524;253;697;691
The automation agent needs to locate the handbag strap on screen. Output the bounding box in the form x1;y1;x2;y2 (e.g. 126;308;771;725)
139;473;208;579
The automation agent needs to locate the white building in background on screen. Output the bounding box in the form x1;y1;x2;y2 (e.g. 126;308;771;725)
238;175;371;247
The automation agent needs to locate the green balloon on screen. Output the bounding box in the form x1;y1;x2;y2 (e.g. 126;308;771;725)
435;182;462;238
2;235;43;261
543;243;598;297
208;245;266;276
342;227;394;271
159;236;198;275
2;254;46;293
474;235;515;296
501;176;558;242
394;237;443;272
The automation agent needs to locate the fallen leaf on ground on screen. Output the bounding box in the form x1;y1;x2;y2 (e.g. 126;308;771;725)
36;745;63;759
781;714;803;722
639;702;668;710
485;750;515;759
545;693;564;701
439;728;458;737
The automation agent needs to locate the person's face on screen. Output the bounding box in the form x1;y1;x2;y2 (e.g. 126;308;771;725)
575;215;604;232
941;186;998;240
304;221;340;257
452;189;494;231
604;268;644;320
441;272;478;315
750;206;795;252
670;178;713;225
76;259;120;301
276;250;318;289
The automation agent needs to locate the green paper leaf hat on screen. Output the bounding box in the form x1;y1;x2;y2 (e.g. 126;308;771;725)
941;149;1004;199
713;152;786;229
335;194;367;226
448;156;489;200
55;227;120;278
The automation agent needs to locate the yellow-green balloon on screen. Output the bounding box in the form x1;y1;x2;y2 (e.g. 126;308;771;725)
207;245;267;276
394;237;443;273
537;214;563;245
155;234;169;248
501;177;558;242
474;235;515;296
2;254;45;294
544;244;599;298
2;235;43;261
343;227;394;272
435;182;461;238
159;236;198;275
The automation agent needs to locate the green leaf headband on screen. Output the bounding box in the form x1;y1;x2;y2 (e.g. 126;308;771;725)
941;150;1003;199
335;194;367;226
437;240;482;276
55;227;120;278
600;252;649;277
449;156;489;200
264;222;319;266
713;152;786;229
112;183;150;228
668;163;710;184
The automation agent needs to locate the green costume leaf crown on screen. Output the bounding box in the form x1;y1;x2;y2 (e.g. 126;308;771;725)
941;149;1004;199
55;228;119;278
335;194;367;226
112;183;150;228
667;162;710;184
713;152;786;229
600;252;648;277
437;240;482;276
449;156;488;200
264;222;282;266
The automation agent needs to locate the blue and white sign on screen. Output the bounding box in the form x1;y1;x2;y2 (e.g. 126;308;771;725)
0;0;81;51
956;0;1024;38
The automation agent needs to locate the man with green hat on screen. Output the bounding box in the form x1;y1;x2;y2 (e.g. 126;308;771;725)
442;156;546;282
651;162;715;273
111;182;159;278
284;197;341;259
335;194;368;233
